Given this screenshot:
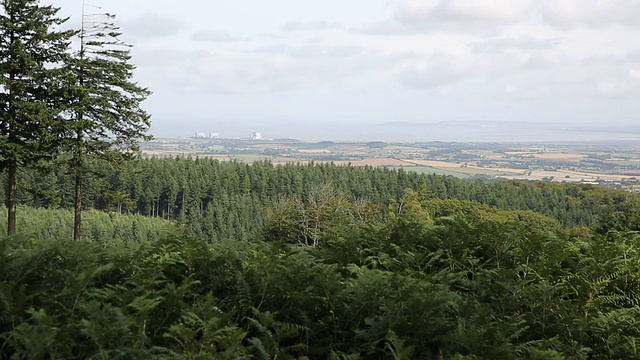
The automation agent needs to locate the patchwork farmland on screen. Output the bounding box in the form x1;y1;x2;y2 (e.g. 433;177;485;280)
142;138;640;189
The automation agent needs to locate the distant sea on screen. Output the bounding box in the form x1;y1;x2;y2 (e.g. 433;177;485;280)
152;118;640;144
363;121;640;144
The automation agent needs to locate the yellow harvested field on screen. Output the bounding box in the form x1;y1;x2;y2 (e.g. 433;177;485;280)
504;151;543;155
474;167;526;175
404;159;529;175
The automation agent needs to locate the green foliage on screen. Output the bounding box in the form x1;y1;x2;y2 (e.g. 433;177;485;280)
0;206;173;243
262;183;373;245
65;11;151;155
0;0;74;162
2;195;640;358
2;123;640;357
61;8;150;241
0;0;75;234
15;2;640;359
9;157;640;242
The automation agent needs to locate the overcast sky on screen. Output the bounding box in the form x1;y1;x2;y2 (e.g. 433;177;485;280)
54;0;640;141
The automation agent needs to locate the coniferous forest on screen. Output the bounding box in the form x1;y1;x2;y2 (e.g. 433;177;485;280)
4;159;640;359
3;1;640;360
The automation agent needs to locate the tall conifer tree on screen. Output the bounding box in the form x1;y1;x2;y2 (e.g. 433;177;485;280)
0;0;74;235
64;8;150;240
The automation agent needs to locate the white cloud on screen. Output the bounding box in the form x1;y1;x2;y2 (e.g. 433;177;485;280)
354;21;408;36
470;36;560;54
596;81;636;98
520;65;640;100
540;0;640;28
432;0;535;22
395;52;494;89
158;50;372;94
281;21;343;32
358;0;640;37
630;69;640;80
133;48;209;68
391;0;535;32
250;43;368;59
122;12;186;39
191;30;248;42
505;85;517;94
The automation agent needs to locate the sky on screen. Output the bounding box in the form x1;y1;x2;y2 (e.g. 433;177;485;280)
53;0;640;142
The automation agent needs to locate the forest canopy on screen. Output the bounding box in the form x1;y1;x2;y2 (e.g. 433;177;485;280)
2;158;640;358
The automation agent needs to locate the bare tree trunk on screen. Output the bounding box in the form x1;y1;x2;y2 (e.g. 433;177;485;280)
7;160;17;236
73;141;83;241
74;163;82;241
74;33;87;241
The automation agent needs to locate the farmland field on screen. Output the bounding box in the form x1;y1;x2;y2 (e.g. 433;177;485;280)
142;138;640;189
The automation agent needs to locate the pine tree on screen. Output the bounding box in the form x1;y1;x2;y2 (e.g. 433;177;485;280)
0;0;74;235
63;7;151;240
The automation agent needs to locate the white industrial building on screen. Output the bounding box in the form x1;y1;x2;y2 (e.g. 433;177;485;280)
194;132;220;139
